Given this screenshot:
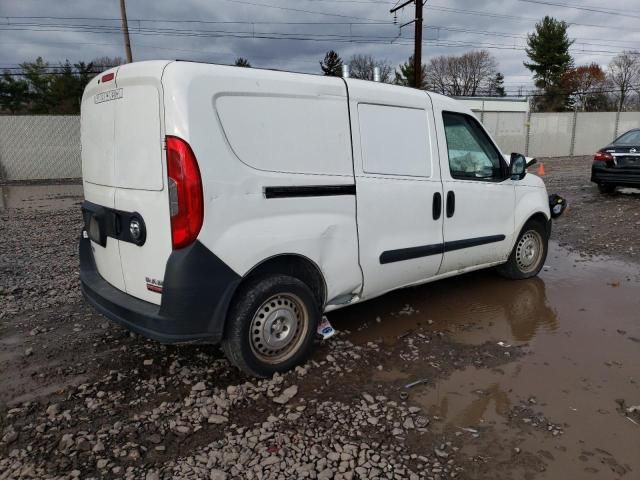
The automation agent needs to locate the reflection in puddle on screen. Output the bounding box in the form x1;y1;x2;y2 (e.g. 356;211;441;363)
330;271;559;346
412;367;512;427
331;244;640;478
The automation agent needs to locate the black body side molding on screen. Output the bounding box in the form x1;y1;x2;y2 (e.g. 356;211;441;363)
379;234;507;264
264;184;356;199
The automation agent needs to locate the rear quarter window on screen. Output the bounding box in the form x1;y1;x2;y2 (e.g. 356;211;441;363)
358;103;432;177
215;94;353;176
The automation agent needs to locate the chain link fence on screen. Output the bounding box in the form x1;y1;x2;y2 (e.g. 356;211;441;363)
0;116;80;181
2;112;640;181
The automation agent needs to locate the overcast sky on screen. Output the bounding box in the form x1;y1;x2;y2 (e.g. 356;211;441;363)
1;0;638;94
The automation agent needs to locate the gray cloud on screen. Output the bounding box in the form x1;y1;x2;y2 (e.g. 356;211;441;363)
1;0;638;94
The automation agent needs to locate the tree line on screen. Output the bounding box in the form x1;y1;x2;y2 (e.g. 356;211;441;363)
2;15;639;114
319;50;506;98
0;57;125;114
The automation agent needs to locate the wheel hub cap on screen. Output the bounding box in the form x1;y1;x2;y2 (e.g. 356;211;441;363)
249;294;308;364
516;230;543;273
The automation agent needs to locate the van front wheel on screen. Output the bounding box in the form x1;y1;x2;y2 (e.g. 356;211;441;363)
497;220;548;280
222;275;320;377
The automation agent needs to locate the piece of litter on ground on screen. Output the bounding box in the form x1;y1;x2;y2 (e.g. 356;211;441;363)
626;405;640;413
625;416;638;425
404;378;428;389
317;316;336;340
460;427;478;434
497;341;512;348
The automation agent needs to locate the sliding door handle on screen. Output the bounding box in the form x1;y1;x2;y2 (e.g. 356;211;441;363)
432;192;442;220
446;191;455;218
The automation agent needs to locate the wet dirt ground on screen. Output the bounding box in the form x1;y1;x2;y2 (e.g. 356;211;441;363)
1;162;639;479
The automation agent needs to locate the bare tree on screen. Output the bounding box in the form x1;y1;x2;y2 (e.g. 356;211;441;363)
348;54;393;82
423;55;447;94
608;51;640;112
425;50;497;96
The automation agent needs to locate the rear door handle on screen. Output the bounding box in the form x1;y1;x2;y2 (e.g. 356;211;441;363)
432;192;442;220
446;191;455;218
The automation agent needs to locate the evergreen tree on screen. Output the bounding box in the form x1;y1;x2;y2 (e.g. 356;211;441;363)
21;57;53;114
319;50;343;76
234;57;251;68
394;55;427;89
0;73;29;113
524;16;574;111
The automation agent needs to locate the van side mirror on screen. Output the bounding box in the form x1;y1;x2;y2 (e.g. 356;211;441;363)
510;153;527;180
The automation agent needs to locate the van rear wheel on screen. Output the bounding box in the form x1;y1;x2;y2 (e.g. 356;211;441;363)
497;220;548;280
222;275;320;377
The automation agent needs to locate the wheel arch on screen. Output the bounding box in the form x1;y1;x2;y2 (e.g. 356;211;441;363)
509;210;550;254
237;253;327;309
525;211;550;235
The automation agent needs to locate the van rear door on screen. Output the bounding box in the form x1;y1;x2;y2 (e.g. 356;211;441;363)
81;61;173;305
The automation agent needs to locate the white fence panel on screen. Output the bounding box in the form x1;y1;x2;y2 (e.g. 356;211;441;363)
573;112;617;156
0;115;81;181
527;112;574;157
617;112;640;138
482;112;527;155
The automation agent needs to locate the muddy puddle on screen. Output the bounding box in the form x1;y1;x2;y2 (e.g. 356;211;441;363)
330;243;640;478
0;183;83;211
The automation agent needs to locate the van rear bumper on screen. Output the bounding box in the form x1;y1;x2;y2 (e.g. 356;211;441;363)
79;235;241;344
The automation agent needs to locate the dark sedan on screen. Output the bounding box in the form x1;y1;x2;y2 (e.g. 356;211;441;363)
592;128;640;193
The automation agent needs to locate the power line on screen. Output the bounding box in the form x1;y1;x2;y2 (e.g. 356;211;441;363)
4;16;639;49
219;0;391;22
424;4;640;33
518;0;640;20
1;22;634;57
3;16;392;26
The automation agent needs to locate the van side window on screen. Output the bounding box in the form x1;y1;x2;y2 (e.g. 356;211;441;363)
358;104;431;177
442;112;505;181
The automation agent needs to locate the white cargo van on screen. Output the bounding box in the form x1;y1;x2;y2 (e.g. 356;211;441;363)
80;61;553;377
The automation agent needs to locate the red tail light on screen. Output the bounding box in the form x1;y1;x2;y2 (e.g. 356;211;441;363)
166;136;204;249
594;150;613;162
101;72;114;83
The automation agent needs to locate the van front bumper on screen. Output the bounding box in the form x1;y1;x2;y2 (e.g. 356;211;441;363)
79;235;241;344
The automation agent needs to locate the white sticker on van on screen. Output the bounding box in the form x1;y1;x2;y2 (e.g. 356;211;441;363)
94;88;123;104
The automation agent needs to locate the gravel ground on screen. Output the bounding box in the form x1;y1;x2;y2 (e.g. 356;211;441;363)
1;161;638;480
541;156;640;260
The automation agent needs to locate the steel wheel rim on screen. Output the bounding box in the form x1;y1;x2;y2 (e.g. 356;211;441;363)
515;230;543;273
249;293;308;364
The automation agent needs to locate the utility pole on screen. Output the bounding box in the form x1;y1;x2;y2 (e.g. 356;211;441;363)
119;0;133;63
390;1;425;89
414;0;423;89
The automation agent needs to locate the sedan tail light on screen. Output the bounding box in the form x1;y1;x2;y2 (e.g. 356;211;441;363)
594;150;614;162
166;136;204;249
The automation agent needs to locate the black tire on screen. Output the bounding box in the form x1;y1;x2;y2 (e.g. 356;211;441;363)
497;220;548;280
221;274;320;377
598;183;616;194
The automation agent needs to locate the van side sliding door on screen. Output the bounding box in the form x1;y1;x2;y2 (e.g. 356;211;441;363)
346;82;444;299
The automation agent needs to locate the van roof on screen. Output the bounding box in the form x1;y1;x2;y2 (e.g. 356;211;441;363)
113;60;466;112
171;59;459;105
